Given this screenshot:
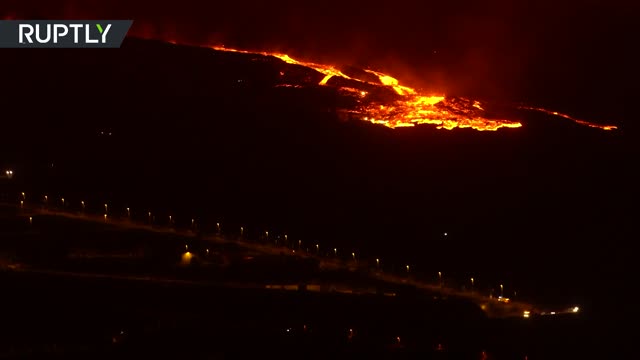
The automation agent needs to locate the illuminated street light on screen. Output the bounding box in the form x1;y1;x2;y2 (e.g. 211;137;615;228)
126;208;130;218
104;214;107;222
181;251;192;264
470;277;474;291
216;223;220;233
44;195;48;203
104;204;108;213
315;244;319;253
298;240;302;249
20;200;23;208
376;258;380;268
406;265;410;273
21;192;25;200
438;271;442;286
29;216;32;225
61;198;65;207
240;226;243;236
192;219;196;228
333;248;337;256
148;212;152;223
169;215;172;224
500;284;504;297
81;201;85;211
352;252;356;260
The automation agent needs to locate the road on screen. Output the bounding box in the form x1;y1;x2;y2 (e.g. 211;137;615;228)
4;201;576;319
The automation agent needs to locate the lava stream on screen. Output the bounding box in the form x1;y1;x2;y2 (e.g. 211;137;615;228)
518;106;618;131
211;46;522;131
191;43;616;132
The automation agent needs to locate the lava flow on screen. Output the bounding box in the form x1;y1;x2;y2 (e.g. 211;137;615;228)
518;106;618;131
362;97;523;130
0;10;620;132
211;46;358;86
175;41;617;132
211;45;522;131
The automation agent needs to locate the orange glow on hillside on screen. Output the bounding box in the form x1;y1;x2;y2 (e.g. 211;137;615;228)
518;106;618;131
210;46;522;131
0;13;621;132
211;46;358;87
363;69;416;96
362;96;522;130
207;45;617;131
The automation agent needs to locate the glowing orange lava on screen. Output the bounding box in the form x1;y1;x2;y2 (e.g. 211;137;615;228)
210;46;522;131
518;106;618;131
211;46;358;86
363;69;416;96
361;96;523;130
0;15;621;132
175;42;616;132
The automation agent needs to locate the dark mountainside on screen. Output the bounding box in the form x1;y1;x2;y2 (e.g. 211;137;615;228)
0;38;633;328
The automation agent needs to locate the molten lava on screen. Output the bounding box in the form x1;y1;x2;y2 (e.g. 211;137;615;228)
172;41;618;132
363;69;416;96
363;96;523;130
0;12;621;132
0;8;619;132
116;32;617;131
518;106;618;131
211;46;357;86
211;46;522;131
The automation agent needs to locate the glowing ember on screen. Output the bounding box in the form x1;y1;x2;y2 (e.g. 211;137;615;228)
518;106;618;131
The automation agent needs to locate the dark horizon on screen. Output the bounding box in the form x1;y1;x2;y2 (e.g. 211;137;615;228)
2;0;634;120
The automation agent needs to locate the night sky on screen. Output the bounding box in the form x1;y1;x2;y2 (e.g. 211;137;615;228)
3;0;634;116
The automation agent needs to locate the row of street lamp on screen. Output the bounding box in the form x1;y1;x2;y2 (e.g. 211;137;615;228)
23;192;512;298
